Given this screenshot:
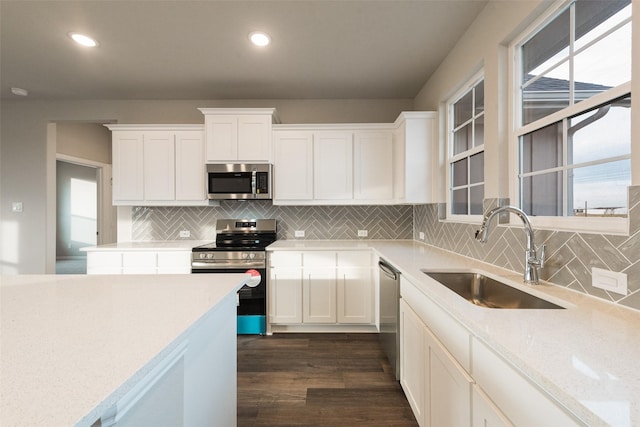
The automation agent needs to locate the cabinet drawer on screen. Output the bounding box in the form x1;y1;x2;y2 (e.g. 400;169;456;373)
157;251;191;269
269;251;303;268
337;251;371;267
123;251;157;268
472;338;583;427
87;252;123;268
303;251;336;267
400;276;470;372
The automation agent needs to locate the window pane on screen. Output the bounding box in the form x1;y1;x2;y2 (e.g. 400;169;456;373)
469;152;484;184
452;158;468;187
570;160;630;216
474;81;485;115
470;185;484;215
521;122;563;174
454;91;473;127
574;1;631;51
574;23;631;96
521;172;563;216
522;61;570;125
522;7;570;79
474;114;484;148
453;123;471;155
569;95;631;164
452;188;468;215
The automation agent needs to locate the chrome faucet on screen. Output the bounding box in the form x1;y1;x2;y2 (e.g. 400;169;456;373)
475;205;545;285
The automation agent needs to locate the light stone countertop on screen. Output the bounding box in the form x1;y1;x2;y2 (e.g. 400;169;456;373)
268;239;640;427
80;240;213;251
0;273;249;427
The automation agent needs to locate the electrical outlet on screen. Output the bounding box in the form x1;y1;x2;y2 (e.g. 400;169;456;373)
295;230;305;238
592;267;627;295
179;230;190;238
357;230;368;237
419;232;425;240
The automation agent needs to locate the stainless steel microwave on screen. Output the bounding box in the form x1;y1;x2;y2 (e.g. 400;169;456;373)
206;163;272;200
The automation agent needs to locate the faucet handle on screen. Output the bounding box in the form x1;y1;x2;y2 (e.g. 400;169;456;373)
538;244;546;269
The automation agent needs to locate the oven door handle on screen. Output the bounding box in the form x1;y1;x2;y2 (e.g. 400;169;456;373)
191;261;266;269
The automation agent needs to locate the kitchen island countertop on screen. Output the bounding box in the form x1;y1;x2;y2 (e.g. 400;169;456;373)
0;273;248;426
268;239;640;427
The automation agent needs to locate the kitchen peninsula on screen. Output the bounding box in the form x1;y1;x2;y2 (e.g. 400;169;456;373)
0;273;249;426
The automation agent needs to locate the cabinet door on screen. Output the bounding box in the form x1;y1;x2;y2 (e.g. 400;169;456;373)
400;299;426;427
86;251;123;275
272;131;314;201
205;115;237;161
427;327;473;427
175;131;205;201
472;385;514;427
303;267;337;323
237;115;271;161
336;252;373;324
112;132;144;202
122;251;157;274
269;267;303;324
143;132;175;201
354;131;393;200
313;132;353;200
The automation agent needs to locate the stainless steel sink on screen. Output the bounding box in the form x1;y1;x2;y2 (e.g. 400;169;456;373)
422;271;564;309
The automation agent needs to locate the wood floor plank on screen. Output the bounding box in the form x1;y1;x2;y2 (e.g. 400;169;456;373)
237;333;418;426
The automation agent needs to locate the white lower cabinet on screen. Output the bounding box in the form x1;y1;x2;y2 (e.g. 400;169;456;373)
400;298;472;427
399;276;585;427
472;385;514;427
472;338;583;427
268;250;374;329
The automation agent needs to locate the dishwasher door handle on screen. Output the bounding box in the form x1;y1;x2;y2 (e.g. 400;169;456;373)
378;261;398;280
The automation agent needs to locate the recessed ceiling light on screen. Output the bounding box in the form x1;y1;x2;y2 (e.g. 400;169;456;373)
249;31;271;47
11;87;28;97
68;32;99;47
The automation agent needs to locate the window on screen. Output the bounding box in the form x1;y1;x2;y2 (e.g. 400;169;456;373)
449;77;485;217
515;0;631;225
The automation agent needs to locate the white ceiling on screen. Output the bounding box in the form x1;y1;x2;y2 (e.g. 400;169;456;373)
0;0;488;101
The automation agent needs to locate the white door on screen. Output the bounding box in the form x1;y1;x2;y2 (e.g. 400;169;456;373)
354;131;393;200
237;115;271;161
175;130;205;201
400;299;426;427
112;131;144;202
272;131;314;201
269;267;303;324
143;131;175;201
205;115;237;161
313;131;353;200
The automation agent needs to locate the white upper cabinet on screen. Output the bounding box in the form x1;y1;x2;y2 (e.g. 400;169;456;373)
354;131;393;200
313;131;353;200
272;131;314;201
272;112;434;206
199;108;277;163
108;125;206;206
393;112;437;204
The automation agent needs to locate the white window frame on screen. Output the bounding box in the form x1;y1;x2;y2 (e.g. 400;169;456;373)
508;0;632;234
446;70;485;223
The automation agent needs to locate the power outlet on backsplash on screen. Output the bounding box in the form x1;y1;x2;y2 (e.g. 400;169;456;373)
419;232;425;240
179;230;190;238
295;230;305;238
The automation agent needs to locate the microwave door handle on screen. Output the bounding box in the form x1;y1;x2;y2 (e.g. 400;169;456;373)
251;170;257;197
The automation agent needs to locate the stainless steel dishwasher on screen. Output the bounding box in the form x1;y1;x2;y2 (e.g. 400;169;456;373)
378;259;400;380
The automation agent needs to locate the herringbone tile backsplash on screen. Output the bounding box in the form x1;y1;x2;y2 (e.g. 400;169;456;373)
132;202;413;241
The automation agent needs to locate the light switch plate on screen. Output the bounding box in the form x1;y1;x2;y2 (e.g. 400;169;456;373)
592;267;627;295
12;202;23;213
295;230;305;238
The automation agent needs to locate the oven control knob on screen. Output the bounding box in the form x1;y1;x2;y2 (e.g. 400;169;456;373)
249;253;256;259
207;253;214;259
199;253;206;259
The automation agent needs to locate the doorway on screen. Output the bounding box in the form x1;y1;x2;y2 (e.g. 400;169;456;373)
56;160;98;274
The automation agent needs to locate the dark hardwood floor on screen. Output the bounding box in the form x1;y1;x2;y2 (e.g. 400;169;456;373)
237;333;419;426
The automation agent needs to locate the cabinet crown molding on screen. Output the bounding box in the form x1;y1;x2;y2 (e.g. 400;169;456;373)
105;124;204;131
198;107;280;123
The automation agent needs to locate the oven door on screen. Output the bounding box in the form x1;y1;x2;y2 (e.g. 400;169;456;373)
192;266;266;334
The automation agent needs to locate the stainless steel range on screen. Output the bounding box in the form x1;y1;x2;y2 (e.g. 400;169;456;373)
191;219;277;335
